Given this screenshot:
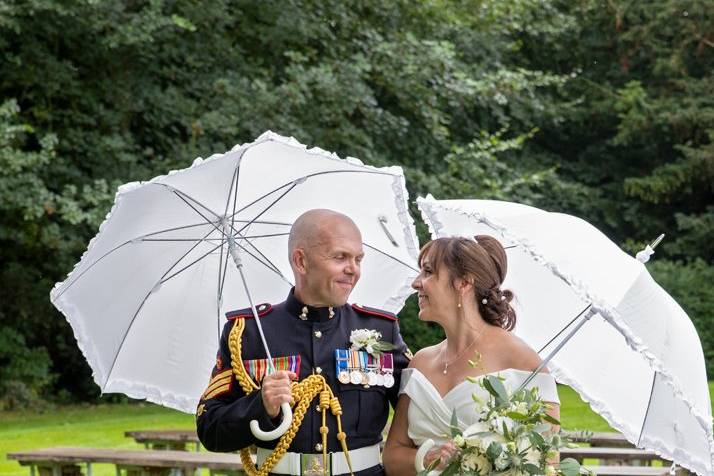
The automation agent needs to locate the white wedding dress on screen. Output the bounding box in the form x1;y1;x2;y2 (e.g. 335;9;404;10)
399;367;560;447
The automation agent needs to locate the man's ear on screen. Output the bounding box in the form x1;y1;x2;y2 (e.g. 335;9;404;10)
292;248;308;274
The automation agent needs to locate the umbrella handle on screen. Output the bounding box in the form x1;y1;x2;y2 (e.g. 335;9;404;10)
415;438;442;476
250;402;293;441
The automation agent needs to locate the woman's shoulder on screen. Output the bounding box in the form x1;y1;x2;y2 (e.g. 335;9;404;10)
497;332;548;374
407;343;441;371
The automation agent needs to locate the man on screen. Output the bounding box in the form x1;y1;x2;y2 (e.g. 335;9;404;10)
196;209;410;476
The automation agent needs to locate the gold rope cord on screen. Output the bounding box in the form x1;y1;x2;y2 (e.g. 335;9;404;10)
228;319;353;476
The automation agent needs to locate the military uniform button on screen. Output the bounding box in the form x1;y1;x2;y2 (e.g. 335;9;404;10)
314;330;322;338
315;443;323;452
315;367;323;374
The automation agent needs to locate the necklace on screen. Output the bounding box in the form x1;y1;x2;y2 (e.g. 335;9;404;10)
440;331;481;374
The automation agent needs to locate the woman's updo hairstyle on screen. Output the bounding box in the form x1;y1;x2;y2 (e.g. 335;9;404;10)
418;235;516;330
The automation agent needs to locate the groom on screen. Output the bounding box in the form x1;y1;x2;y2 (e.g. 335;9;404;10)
196;209;410;475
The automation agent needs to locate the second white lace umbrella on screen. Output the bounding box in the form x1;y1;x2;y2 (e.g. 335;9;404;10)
417;195;713;476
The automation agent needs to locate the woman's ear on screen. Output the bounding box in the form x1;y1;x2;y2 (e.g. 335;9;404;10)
454;277;474;294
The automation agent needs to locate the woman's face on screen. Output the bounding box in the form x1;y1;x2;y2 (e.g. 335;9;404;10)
411;252;458;323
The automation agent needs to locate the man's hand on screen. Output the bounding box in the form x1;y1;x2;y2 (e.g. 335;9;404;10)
261;371;296;418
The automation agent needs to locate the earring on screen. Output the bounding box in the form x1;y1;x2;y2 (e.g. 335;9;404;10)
457;300;462;309
481;298;488;305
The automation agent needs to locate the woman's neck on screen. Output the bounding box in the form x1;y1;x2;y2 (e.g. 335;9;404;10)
442;311;486;352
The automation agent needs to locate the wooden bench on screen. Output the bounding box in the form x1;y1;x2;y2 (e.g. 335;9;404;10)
8;447;246;476
125;431;200;452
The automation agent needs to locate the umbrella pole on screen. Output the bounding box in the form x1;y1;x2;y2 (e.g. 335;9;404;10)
228;236;293;441
229;239;276;370
517;307;597;392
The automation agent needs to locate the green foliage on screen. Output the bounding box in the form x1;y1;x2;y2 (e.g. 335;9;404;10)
0;326;53;409
1;0;713;400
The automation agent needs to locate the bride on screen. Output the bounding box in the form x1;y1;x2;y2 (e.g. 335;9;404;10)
383;236;560;475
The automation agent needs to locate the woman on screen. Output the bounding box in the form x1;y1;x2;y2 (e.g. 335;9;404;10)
383;236;560;475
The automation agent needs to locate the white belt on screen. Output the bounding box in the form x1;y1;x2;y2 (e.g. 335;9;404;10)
256;444;381;475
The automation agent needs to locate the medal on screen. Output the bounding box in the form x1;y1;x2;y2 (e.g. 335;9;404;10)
375;373;385;386
348;350;362;385
358;351;369;385
382;353;395;388
368;372;379;386
335;349;350;384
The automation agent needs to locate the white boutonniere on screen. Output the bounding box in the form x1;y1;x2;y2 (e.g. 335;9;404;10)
349;329;396;356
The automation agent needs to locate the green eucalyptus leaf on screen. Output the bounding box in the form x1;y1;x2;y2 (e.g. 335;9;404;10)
486;375;509;401
505;411;529;421
450;409;460;438
529;430;546;449
486;441;503;460
558;458;581;476
543;414;562;426
440;459;462;476
524;463;543;475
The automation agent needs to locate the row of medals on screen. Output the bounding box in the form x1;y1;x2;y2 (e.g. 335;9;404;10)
338;369;395;388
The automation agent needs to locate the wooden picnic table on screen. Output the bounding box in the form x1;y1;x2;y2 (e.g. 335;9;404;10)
564;431;633;448
8;447;246;476
125;430;200;451
583;466;671;476
562;446;667;465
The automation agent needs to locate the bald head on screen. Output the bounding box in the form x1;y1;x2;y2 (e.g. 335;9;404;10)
288;209;361;259
289;209;364;306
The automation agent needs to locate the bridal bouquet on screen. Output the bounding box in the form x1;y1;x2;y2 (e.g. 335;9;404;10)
419;374;584;476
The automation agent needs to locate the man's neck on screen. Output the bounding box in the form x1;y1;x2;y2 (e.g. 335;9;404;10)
294;287;328;307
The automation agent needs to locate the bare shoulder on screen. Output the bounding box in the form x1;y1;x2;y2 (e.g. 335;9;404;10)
501;332;548;374
408;344;441;371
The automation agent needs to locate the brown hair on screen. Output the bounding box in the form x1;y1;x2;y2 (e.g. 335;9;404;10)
418;235;516;330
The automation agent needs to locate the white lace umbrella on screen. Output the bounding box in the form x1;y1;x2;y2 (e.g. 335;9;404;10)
50;132;419;419
417;195;713;476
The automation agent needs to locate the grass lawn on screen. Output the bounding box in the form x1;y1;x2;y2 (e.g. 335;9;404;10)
1;403;195;476
2;383;713;476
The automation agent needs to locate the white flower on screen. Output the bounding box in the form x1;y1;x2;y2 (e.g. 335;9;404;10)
525;447;542;463
453;435;465;447
476;433;505;453
502;468;526;476
461;452;492;473
462;421;490;438
350;329;383;351
495;451;510;470
545;465;557;476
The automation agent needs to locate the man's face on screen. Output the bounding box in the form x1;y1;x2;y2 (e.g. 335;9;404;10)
302;221;364;306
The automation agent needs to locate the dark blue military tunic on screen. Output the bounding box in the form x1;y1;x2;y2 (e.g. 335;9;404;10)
196;288;409;475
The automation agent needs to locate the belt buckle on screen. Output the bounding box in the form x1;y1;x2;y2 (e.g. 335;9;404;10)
301;453;330;476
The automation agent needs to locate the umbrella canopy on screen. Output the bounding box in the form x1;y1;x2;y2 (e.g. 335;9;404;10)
50;132;419;414
417;195;713;476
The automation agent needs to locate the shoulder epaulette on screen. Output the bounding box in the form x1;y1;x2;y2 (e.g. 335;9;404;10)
226;303;273;320
351;303;397;321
